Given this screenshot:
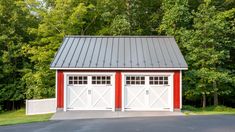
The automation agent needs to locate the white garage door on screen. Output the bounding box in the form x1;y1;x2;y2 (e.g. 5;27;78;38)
123;73;173;111
66;74;114;111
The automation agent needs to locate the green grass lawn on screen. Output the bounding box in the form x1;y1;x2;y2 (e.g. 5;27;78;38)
183;105;235;115
0;109;53;126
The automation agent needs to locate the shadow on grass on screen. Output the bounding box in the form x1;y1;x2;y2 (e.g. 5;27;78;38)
0;109;53;126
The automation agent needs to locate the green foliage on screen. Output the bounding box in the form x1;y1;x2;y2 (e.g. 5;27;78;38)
0;0;38;110
179;0;235;107
183;105;235;113
110;15;131;35
159;0;191;35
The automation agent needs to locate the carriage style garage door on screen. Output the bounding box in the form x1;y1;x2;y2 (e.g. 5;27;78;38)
123;73;174;111
65;73;115;111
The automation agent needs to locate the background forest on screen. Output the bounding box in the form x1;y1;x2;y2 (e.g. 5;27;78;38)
0;0;234;111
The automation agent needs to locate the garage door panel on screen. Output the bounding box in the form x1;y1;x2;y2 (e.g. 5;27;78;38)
149;89;169;108
125;87;146;108
149;86;169;109
67;86;88;109
91;86;112;109
66;74;114;111
124;74;173;111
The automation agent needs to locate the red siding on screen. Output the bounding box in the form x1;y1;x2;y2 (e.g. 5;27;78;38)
57;70;64;108
115;72;122;109
174;71;180;109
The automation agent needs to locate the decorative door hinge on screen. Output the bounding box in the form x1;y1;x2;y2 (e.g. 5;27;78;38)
106;107;112;109
125;108;131;109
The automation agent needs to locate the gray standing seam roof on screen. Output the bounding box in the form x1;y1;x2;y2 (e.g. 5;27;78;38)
50;36;188;69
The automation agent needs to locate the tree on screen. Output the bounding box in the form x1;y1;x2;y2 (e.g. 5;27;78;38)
0;0;38;110
181;0;234;107
159;0;191;37
22;0;99;99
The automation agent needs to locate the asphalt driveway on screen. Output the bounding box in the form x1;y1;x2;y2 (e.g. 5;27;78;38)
0;115;234;132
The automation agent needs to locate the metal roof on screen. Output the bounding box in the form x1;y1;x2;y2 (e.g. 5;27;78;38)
50;36;188;69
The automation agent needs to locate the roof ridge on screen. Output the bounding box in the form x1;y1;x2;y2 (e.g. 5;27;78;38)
64;35;174;38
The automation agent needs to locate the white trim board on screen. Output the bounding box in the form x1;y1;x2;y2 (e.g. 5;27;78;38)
50;67;188;70
180;70;182;109
55;70;58;107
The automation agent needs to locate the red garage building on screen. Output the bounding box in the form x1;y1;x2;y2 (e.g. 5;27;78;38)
50;36;188;112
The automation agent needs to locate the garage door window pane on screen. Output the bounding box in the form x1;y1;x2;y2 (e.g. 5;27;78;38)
164;81;168;85
141;81;145;84
68;75;87;85
149;76;169;85
126;76;145;85
136;77;140;80
164;77;168;81
92;76;111;85
131;81;135;84
155;81;159;85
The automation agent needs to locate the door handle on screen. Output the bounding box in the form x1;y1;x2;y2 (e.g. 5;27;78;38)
88;90;91;94
146;90;149;95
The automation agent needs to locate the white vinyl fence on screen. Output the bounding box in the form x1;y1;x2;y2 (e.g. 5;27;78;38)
26;98;56;115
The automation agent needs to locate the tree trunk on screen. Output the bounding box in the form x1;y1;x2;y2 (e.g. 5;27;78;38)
214;92;218;106
213;81;218;106
12;101;15;110
202;94;206;108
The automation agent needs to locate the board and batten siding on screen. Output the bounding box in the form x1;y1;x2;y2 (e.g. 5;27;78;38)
57;70;64;108
56;70;181;110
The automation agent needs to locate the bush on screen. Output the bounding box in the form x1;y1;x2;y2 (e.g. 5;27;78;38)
183;105;235;112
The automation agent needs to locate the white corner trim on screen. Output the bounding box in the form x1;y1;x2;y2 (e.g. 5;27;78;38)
63;73;67;112
112;74;116;112
55;70;58;107
121;73;125;112
50;67;188;70
180;70;182;109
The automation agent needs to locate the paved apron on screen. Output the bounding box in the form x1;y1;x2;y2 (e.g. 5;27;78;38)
51;110;184;120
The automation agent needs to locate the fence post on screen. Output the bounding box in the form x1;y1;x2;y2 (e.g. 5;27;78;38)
25;100;28;115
